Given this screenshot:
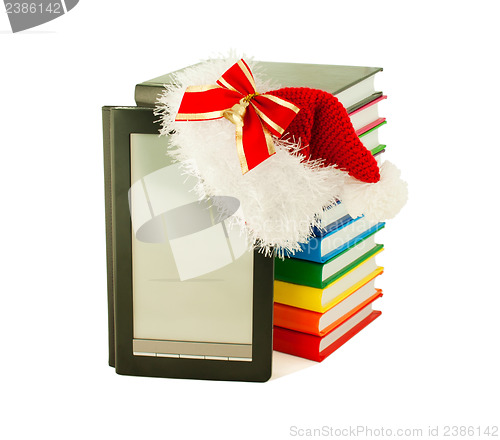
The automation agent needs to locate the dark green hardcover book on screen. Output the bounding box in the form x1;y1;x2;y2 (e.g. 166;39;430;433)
134;61;382;112
275;233;384;289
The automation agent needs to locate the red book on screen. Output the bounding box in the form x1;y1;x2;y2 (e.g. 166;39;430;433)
273;304;381;362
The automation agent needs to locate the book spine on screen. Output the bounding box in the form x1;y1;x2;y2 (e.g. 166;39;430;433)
102;107;115;368
273;303;321;335
273;326;322;362
274;280;323;311
274;257;323;288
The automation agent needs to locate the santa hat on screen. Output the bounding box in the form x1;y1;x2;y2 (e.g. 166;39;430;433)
156;58;407;256
268;86;407;220
269;87;381;182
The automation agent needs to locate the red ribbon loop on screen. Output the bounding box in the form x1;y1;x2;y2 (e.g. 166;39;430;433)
175;59;300;174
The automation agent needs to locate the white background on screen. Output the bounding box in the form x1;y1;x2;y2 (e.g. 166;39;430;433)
1;1;499;439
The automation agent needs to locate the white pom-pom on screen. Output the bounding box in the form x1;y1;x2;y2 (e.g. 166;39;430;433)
340;161;408;221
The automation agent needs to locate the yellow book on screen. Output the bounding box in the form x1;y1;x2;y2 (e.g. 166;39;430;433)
274;255;383;313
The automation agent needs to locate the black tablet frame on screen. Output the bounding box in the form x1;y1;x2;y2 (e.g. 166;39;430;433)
103;106;273;382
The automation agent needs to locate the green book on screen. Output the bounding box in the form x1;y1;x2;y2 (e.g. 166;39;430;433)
359;120;387;155
371;144;387;156
134;61;382;112
275;233;384;289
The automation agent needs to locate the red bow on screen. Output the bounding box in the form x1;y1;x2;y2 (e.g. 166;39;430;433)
175;59;300;174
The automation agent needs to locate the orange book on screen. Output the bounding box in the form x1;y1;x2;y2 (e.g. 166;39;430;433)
273;304;382;362
274;281;382;336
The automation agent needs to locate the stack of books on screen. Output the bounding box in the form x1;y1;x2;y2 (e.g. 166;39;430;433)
273;65;388;362
134;60;390;363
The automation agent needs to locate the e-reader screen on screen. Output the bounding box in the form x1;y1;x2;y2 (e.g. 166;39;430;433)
129;134;254;362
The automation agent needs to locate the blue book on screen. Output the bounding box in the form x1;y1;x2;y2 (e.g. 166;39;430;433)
312;202;354;237
291;218;385;263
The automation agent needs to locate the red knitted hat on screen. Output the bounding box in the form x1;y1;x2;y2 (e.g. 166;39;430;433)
268;87;381;183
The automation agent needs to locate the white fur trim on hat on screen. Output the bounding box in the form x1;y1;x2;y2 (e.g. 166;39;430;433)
340;161;408;221
155;57;406;256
